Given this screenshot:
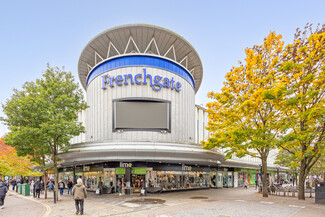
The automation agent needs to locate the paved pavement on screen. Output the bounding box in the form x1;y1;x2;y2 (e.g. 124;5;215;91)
5;187;325;217
0;192;47;217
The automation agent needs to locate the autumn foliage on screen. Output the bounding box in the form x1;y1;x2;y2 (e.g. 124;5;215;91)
0;138;41;177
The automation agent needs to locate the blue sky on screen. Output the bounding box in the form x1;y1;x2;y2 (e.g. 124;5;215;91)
0;0;324;135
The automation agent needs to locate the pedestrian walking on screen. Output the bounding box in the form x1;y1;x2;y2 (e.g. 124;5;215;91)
140;179;147;196
30;180;35;198
67;180;73;195
255;179;258;190
118;180;122;196
72;178;87;215
48;180;54;191
34;179;41;198
59;180;65;196
243;181;248;189
0;180;8;209
97;178;103;195
11;179;16;191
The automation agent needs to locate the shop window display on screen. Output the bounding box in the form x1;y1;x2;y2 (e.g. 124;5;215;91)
147;170;158;187
58;172;73;186
156;171;209;190
103;169;116;192
84;171;103;191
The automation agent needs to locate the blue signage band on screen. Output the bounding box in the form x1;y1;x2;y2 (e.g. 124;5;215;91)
86;55;195;89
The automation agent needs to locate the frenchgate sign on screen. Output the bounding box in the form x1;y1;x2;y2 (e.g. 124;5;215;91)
101;68;182;92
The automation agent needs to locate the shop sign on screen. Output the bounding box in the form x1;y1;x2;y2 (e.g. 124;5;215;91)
120;162;132;168
131;168;147;175
115;168;126;175
102;68;182;92
103;168;115;172
182;164;192;171
83;166;90;172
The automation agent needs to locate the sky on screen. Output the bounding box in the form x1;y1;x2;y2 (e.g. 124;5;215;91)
0;0;324;136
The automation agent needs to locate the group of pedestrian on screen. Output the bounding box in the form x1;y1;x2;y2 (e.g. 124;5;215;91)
10;179;20;191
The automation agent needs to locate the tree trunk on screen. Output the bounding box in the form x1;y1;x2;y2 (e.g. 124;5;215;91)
298;161;306;200
42;162;47;199
53;153;59;202
262;156;268;197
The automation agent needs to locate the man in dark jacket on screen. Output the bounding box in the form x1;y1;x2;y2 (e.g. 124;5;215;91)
67;180;73;195
72;178;87;215
34;179;41;198
0;180;8;209
11;179;16;191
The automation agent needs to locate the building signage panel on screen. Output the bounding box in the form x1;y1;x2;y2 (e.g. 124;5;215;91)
115;168;126;174
101;68;182;92
131;168;147;174
182;164;192;171
120;162;132;168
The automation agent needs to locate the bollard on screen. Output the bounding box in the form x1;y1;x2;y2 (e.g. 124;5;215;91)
53;189;56;204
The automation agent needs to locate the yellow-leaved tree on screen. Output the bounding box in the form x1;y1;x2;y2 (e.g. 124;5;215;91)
277;24;325;200
203;32;284;197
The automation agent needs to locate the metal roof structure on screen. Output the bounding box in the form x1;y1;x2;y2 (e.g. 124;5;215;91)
78;24;203;93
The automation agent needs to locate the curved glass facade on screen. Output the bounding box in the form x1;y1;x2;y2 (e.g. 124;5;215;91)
86;55;195;89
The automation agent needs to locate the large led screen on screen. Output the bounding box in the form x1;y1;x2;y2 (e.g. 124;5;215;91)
113;100;170;131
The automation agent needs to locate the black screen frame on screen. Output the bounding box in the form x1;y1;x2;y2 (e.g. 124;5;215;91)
112;97;171;133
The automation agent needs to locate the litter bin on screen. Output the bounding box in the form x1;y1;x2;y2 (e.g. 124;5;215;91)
18;183;22;194
124;188;132;195
315;182;325;204
22;184;30;196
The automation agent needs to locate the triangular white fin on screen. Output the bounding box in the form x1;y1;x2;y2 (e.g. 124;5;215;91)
107;41;120;58
144;37;160;55
124;36;140;54
164;44;176;61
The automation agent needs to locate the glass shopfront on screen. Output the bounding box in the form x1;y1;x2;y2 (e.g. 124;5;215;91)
210;172;217;187
59;163;229;193
103;168;116;191
156;171;209;190
58;171;73;186
238;172;245;187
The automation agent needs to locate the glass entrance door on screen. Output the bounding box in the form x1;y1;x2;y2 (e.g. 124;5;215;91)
223;172;228;188
132;174;145;193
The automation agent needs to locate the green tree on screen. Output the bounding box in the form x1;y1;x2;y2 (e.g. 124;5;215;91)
277;24;325;200
1;65;87;201
202;32;284;197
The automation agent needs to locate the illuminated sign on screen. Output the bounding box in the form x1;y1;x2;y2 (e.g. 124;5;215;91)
120;162;132;168
101;68;182;91
182;164;192;171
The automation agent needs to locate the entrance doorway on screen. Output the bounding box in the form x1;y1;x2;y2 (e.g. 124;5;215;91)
132;174;145;193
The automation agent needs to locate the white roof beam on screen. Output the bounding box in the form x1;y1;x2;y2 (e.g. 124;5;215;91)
124;36;140;54
95;51;104;64
179;56;188;69
107;41;120;58
164;44;176;61
144;37;160;55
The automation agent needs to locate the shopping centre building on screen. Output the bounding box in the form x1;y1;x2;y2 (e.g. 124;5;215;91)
59;24;286;193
